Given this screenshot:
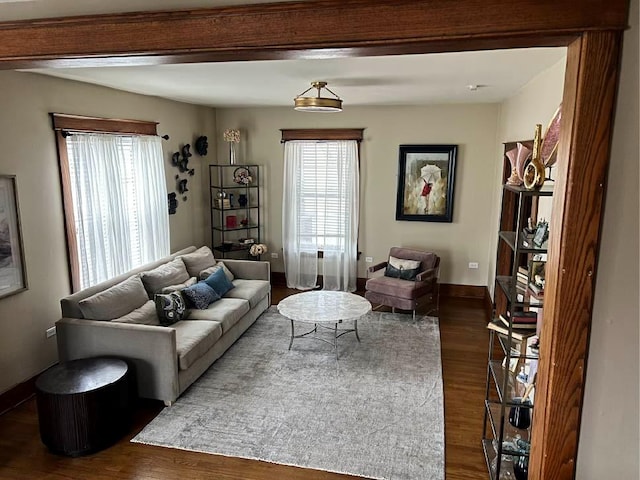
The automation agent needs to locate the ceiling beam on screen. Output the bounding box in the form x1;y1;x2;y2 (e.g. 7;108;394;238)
0;0;629;68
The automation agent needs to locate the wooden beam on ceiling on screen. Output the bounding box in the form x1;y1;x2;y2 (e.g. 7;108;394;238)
0;0;629;68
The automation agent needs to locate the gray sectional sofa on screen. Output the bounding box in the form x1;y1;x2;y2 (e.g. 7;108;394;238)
56;246;271;405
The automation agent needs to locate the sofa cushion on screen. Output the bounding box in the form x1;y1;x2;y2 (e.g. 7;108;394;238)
179;246;216;277
160;276;197;294
187;298;250;334
154;292;189;325
203;267;235;297
182;281;220;309
173;320;223;370
141;257;190;298
79;275;148;320
199;261;234;283
223;279;270;309
111;300;160;325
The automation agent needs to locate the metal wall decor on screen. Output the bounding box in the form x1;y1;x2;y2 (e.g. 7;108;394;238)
171;144;195;175
195;136;208;156
168;192;177;215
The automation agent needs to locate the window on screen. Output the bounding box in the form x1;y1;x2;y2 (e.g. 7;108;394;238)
53;114;169;291
281;129;363;291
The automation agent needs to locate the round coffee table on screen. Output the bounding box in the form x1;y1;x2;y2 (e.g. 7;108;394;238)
277;291;372;358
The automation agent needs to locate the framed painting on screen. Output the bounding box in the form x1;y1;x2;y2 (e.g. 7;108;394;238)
0;175;27;299
395;144;458;222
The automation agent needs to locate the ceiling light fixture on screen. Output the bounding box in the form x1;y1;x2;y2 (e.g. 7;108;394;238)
294;81;343;112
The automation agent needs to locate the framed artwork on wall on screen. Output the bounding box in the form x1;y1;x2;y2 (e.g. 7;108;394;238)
395;144;458;223
0;175;27;299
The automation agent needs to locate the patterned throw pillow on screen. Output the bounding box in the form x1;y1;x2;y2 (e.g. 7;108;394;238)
154;292;188;325
384;255;422;281
182;281;220;309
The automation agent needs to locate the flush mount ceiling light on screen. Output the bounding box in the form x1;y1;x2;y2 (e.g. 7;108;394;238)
294;81;343;112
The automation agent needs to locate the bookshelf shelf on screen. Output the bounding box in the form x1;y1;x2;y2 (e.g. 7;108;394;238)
209;164;261;259
483;168;552;480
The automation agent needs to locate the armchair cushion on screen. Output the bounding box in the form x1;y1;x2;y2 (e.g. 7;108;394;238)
366;275;432;300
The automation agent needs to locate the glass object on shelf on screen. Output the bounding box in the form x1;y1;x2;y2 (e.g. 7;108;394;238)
238;193;248;207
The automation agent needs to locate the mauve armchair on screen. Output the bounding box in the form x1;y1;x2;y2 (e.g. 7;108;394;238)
365;247;440;320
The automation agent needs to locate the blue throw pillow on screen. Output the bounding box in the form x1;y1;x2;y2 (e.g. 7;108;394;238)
203;266;235;297
182;282;220;309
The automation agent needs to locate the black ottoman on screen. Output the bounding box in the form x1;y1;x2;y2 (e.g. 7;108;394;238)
35;357;132;456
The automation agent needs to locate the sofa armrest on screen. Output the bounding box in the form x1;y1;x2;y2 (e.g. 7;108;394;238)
223;259;270;281
56;317;179;403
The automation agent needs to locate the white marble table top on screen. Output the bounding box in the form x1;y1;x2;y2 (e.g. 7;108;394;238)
277;291;372;324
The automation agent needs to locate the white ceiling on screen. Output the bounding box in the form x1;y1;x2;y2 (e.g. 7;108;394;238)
28;48;566;108
5;0;565;108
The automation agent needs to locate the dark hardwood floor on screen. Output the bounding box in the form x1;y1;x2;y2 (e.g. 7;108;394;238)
0;288;489;480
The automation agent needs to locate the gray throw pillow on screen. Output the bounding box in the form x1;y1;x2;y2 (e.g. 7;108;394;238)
179;246;216;277
79;275;149;320
141;257;190;297
160;276;197;294
199;262;234;282
111;300;160;325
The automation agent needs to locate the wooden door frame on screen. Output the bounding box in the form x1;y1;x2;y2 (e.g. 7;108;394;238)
0;1;629;479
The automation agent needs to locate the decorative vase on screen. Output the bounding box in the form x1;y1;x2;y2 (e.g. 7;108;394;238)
238;193;248;207
505;142;531;186
229;142;237;165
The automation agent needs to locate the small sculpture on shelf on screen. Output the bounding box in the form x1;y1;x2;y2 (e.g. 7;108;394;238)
523;124;546;190
233;167;252;185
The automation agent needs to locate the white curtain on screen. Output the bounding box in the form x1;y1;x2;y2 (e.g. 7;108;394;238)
282;140;359;292
67;133;169;289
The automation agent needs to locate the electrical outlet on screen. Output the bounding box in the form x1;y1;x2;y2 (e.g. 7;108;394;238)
271;252;279;259
46;326;56;338
469;262;479;269
365;256;373;263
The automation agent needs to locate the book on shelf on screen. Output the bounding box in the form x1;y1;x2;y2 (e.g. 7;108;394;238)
528;282;544;296
487;320;538;340
499;314;537;329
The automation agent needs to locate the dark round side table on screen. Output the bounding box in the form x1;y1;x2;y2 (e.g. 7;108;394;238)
35;357;133;456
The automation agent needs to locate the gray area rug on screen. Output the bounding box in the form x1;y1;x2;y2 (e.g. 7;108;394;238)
132;306;445;480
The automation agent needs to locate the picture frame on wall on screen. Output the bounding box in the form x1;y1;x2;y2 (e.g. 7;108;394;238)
395;144;458;223
0;175;27;299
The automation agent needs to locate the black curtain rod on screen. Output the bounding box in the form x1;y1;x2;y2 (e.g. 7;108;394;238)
61;130;169;140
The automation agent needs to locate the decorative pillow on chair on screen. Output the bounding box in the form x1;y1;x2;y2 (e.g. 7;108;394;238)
154;292;188;325
203;266;235;297
385;255;422;281
182;281;220;309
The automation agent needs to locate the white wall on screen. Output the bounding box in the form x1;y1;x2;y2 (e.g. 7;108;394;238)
488;58;567;291
215;104;500;285
0;71;215;395
576;0;640;477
